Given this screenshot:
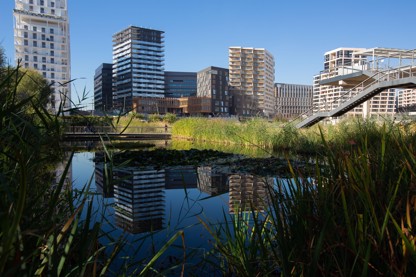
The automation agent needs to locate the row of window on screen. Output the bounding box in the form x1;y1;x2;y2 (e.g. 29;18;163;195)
23;25;55;34
24;55;54;64
29;0;55;7
23;39;55;49
23;32;54;41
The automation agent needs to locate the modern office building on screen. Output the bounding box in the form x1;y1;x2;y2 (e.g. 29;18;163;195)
112;26;165;112
228;47;275;117
13;0;71;112
164;71;197;98
94;63;113;112
275;83;313;119
197;66;230;116
313;47;396;120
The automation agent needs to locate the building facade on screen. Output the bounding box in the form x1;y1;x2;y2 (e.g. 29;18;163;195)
13;0;71;112
112;26;165;112
229;47;275;117
313;47;396;120
397;89;416;113
94;63;113;112
197;66;230;116
275;83;313;119
164;71;197;98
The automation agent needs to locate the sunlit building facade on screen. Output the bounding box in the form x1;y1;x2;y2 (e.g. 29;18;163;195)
112;26;165;111
275;83;313;119
13;0;71;112
314;47;396;119
229;47;275;117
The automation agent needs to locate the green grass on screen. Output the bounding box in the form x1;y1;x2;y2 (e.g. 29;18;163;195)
202;121;416;276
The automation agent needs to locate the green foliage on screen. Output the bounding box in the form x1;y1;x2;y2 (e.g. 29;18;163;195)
163;113;177;124
148;113;162;122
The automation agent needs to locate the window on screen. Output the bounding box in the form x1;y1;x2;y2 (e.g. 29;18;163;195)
40;0;44;5
50;43;54;49
29;6;33;11
50;50;54;56
41;34;45;40
42;57;46;63
24;32;28;38
40;8;44;13
24;55;29;61
32;33;37;39
33;41;37;47
34;64;38;69
50;58;54;63
49;35;54;41
33;56;38;62
24;63;29;67
42;72;46;78
33;26;37;31
51;2;55;7
24;25;28;30
42;42;46;48
51;73;55;78
50;28;54;34
42;65;46;70
42;27;45;33
24;40;28;46
29;0;33;3
51;9;55;15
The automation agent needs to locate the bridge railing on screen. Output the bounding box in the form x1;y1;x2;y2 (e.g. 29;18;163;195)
64;125;171;134
291;61;416;126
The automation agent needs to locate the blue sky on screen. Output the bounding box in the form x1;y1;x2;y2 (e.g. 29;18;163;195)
1;0;415;108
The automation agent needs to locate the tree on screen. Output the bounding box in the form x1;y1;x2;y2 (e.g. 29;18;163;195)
16;68;52;108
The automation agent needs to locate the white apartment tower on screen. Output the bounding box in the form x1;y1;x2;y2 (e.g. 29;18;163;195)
314;48;395;119
112;26;165;112
229;47;275;117
13;0;71;112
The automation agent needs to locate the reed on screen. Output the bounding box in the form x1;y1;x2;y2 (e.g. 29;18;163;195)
203;121;416;276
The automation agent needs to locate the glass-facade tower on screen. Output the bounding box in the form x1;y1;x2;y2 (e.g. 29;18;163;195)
112;26;165;111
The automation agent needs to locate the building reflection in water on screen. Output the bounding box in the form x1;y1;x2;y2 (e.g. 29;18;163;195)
94;156;274;233
197;166;229;196
113;167;166;234
165;166;197;189
228;174;272;214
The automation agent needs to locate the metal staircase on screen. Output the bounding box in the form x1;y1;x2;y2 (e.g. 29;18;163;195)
296;64;416;128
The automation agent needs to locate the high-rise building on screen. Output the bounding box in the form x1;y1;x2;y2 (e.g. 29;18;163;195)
164;71;197;98
313;47;396;119
275;83;313;119
13;0;71;112
94;63;113;112
229;47;275;117
197;66;230;116
112;26;165;112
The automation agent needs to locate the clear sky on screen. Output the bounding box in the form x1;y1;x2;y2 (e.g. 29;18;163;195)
1;0;415;108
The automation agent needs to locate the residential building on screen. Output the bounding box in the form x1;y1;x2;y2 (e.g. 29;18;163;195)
13;0;71;112
197;66;230;116
313;47;396;120
94;63;112;112
228;47;275;117
164;71;197;98
275;83;313;119
397;89;416;113
112;26;165;112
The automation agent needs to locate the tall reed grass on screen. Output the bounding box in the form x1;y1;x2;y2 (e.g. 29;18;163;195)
203;121;416;276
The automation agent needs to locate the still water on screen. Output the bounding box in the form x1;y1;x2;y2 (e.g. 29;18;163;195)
70;146;278;274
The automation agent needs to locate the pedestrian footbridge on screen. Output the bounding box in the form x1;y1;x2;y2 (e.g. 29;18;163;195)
296;48;416;128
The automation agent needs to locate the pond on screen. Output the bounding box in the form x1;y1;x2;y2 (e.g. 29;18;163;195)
69;141;299;275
